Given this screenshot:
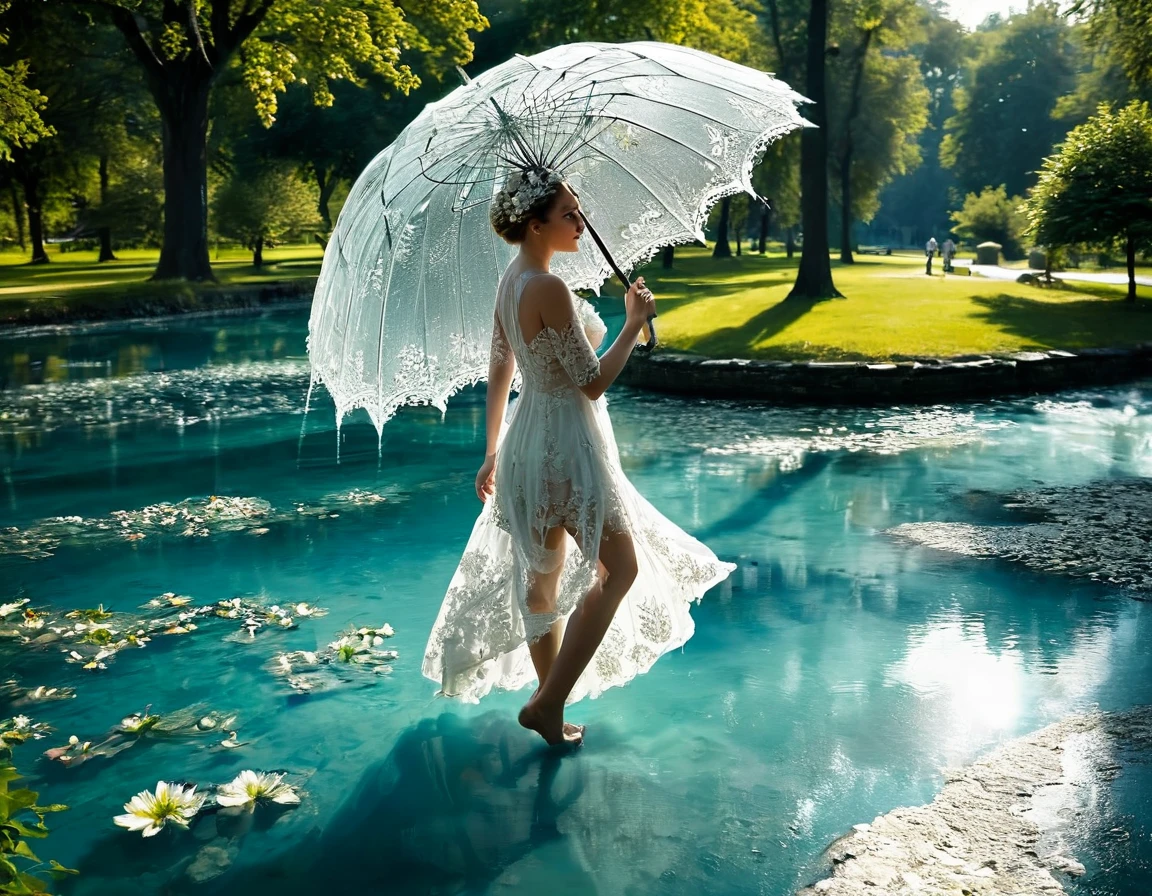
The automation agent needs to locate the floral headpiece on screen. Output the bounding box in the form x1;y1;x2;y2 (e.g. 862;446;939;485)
494;167;565;223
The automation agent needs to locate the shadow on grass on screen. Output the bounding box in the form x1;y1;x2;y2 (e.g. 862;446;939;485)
678;292;819;357
970;292;1152;349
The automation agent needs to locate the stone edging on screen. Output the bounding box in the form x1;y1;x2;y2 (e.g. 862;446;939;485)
0;278;318;329
619;345;1152;404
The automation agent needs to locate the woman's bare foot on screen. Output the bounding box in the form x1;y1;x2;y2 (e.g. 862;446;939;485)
519;697;582;746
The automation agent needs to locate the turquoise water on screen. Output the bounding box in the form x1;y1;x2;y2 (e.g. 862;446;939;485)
1;307;1150;895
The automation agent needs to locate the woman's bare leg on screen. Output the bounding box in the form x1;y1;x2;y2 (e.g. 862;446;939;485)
522;528;583;744
519;528;637;745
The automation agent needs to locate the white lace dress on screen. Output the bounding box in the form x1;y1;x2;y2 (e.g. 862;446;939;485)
422;267;734;704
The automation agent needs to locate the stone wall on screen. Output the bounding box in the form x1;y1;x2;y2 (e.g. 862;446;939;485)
619;346;1152;404
0;279;318;328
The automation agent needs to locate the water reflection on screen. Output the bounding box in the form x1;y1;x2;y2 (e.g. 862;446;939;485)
886;611;1025;737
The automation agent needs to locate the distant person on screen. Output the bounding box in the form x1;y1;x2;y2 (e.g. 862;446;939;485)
925;236;938;275
942;238;956;273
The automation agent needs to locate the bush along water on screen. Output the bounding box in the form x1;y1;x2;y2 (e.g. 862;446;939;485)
0;744;76;894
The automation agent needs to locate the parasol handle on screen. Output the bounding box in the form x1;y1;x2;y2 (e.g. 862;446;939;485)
578;211;658;353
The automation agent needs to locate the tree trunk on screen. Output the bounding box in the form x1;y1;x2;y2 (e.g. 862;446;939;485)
786;226;796;259
839;147;854;264
9;183;25;250
97;154;117;262
18;170;48;264
837;29;874;267
662;245;674;269
1127;232;1137;303
758;200;772;254
788;0;841;299
316;166;338;232
153;79;214;281
713;196;732;258
253;236;264;267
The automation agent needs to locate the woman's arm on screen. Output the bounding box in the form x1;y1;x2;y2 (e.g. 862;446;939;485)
535;276;655;402
476;314;516;502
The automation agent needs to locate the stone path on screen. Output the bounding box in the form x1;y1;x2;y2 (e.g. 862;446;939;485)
965;262;1152;288
797;706;1152;895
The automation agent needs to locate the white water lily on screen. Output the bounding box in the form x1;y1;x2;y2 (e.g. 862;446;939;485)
12;715;30;730
0;599;29;617
114;781;204;837
216;770;299;808
329;636;370;663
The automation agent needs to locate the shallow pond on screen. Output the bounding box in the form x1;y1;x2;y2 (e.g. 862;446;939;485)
1;307;1149;895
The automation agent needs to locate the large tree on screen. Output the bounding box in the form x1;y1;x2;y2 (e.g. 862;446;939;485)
940;2;1080;198
1;3;151;263
786;0;841;299
874;3;970;246
826;0;926;263
1025;101;1152;303
78;0;488;282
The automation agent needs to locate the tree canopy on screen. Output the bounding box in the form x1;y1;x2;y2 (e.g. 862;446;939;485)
1025;100;1152;301
79;0;488;281
940;2;1079;198
0;0;53;160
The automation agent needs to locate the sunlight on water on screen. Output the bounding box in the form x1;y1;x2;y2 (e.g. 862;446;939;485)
0;308;1150;895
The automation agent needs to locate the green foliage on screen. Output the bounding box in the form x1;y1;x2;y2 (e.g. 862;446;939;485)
85;152;165;249
530;0;765;65
1071;0;1152;87
212;165;321;263
940;2;1080;197
89;1;488;127
1025;101;1152;282
0;749;75;894
950;184;1027;259
0;1;53;161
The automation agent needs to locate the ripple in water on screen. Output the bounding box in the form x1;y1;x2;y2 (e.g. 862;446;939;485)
0;359;311;433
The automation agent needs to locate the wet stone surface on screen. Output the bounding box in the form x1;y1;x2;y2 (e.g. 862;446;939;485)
798;706;1152;896
888;479;1152;597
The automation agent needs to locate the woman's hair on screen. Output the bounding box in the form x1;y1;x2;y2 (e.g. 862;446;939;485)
489;167;566;244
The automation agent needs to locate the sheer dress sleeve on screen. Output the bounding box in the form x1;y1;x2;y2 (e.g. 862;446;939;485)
489;313;513;368
551;297;600;387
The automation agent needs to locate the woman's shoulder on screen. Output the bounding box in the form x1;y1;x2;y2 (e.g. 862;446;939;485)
520;272;574;310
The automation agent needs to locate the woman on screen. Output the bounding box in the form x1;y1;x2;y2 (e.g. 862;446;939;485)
422;167;734;746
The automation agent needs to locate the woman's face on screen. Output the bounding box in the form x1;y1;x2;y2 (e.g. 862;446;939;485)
529;183;584;253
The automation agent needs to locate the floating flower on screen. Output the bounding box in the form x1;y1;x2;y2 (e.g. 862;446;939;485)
329;636;370;663
0;714;51;744
23;685;75;702
117;712;160;735
0;599;29;617
216;771;300;808
65;605;114;623
114;781;204;837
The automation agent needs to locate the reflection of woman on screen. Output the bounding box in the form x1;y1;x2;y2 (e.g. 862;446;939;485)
423;167;734;745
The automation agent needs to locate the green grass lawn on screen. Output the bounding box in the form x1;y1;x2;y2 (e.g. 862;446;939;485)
0;244;324;322
622;247;1152;360
4;243;1152;360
